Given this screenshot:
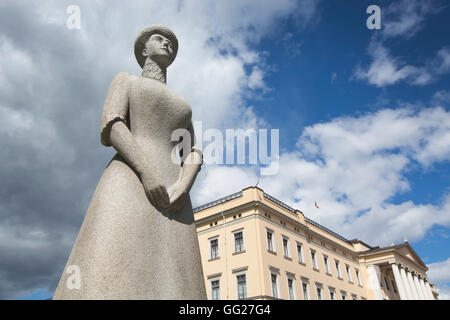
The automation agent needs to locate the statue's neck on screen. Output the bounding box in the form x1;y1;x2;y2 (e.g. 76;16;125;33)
142;61;166;84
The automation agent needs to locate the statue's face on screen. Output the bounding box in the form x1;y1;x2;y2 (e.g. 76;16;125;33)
142;33;174;67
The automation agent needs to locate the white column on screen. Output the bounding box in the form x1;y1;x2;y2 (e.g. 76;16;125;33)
425;281;435;300
399;266;413;300
367;265;383;300
419;278;430;300
412;274;425;300
390;263;407;300
406;270;419;299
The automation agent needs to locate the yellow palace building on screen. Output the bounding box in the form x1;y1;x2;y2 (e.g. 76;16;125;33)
193;187;438;300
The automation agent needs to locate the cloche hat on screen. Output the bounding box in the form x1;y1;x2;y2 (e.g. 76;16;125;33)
134;25;178;69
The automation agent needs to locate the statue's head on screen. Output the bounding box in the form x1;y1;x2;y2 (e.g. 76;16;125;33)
134;25;178;69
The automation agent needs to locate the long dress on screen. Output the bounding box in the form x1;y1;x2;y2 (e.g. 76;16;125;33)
53;72;206;299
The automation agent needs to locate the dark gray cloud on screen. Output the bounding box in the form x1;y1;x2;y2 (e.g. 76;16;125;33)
0;0;319;299
0;1;116;299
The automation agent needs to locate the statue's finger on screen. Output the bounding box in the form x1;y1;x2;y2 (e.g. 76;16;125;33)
154;189;166;208
159;186;170;207
153;188;163;207
146;192;156;207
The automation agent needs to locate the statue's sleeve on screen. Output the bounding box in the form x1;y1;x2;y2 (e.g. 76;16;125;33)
100;72;130;147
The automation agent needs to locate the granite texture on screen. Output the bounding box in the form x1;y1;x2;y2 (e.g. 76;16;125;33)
53;25;206;299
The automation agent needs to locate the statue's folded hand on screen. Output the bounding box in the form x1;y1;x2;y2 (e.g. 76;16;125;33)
141;172;170;209
167;182;188;213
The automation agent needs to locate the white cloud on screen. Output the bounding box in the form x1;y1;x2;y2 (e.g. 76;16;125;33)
435;47;450;74
192;165;258;205
428;258;450;300
432;90;450;106
382;0;440;39
354;40;450;88
248;66;265;90
427;258;450;284
354;41;432;87
355;0;446;88
436;284;450;300
330;72;337;83
0;0;322;299
194;105;450;246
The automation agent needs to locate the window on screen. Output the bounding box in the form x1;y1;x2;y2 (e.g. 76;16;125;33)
233;231;244;253
282;237;290;258
211;279;220;300
323;255;330;274
302;281;309;300
329;288;335;300
311;250;318;270
356;269;362;286
236;274;247;300
351;294;357;300
287;278;295;300
335;260;342;279
345;265;353;283
209;238;219;260
297;243;304;263
267;230;274;252
391;280;397;294
271;273;278;298
341;291;347;300
384;276;390;291
316;284;323;300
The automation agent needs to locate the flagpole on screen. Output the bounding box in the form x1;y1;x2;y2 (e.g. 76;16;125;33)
314;201;321;224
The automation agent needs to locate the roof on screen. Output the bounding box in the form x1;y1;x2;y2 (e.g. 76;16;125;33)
361;242;427;269
193;187;371;248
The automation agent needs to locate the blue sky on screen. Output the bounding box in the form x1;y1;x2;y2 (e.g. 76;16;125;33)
241;0;450;298
0;0;448;299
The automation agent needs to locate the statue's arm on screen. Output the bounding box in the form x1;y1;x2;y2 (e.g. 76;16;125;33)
102;72;170;209
109;122;169;208
167;121;202;211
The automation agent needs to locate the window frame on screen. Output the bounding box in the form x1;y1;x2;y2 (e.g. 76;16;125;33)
316;283;323;300
329;287;336;300
323;254;331;275
210;278;220;300
345;264;353;283
287;276;296;300
335;260;342;279
310;249;318;270
266;229;275;253
232;229;245;254
301;279;309;300
356;268;362;286
282;235;291;258
296;242;305;264
270;273;279;299
208;236;220;260
235;272;247;300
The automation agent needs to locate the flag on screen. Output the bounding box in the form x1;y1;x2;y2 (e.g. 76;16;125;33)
314;201;319;209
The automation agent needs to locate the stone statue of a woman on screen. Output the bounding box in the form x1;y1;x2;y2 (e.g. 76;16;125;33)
53;25;206;299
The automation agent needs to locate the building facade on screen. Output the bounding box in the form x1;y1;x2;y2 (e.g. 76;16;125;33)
194;187;438;300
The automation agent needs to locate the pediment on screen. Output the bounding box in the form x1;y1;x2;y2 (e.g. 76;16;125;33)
396;243;427;268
